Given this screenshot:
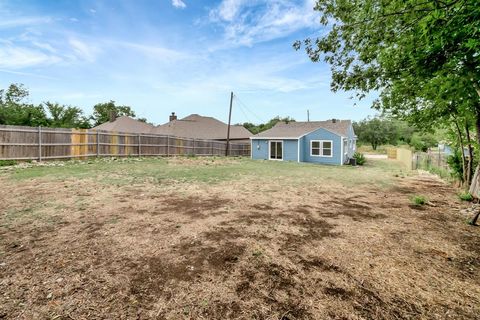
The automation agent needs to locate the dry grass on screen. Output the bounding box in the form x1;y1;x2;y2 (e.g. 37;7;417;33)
0;157;479;319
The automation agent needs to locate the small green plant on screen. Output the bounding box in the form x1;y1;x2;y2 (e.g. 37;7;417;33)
411;195;427;206
252;249;263;257
0;160;17;167
458;192;473;202
353;152;366;165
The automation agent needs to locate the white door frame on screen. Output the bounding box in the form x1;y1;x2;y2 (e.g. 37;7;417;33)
268;140;284;161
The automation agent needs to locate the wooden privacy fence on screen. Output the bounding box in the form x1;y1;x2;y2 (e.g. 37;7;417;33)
0;125;251;161
386;147;413;170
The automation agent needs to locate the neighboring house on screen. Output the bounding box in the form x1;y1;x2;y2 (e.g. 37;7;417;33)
150;113;252;142
93;116;154;134
250;119;356;165
438;143;473;158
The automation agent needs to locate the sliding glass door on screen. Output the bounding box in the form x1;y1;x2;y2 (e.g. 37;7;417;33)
269;141;283;160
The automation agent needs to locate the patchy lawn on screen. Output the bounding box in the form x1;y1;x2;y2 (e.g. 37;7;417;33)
0;157;478;319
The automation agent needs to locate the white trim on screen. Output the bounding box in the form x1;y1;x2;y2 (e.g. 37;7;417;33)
299;127;346;139
250;140;253;159
268;140;284;161
340;138;344;165
310;140;333;158
297;138;300;162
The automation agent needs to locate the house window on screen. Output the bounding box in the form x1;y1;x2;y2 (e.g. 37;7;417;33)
269;141;283;160
311;140;333;157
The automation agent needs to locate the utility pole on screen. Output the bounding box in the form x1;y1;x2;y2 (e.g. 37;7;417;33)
307;109;310;122
225;91;234;156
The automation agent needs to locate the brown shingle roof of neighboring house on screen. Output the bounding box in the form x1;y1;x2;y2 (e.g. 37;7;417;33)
93;116;155;134
252;120;352;139
150;114;252;140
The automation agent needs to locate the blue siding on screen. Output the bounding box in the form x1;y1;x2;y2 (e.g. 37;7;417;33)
251;139;269;160
251;139;298;161
302;128;342;165
298;136;305;162
283;140;298;161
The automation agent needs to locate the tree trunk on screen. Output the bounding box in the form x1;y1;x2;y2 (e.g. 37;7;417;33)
465;122;473;187
454;119;467;186
468;104;480;198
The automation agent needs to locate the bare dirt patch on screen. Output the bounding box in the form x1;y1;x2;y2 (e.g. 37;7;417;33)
0;161;479;319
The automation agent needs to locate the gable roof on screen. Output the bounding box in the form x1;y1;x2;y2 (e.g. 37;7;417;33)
252;120;352;139
150;114;252;140
93;116;155;134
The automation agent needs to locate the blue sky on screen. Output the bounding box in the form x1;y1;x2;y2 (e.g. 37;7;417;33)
0;0;377;125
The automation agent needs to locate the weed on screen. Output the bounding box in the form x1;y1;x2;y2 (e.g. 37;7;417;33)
0;160;17;167
252;249;263;257
458;192;473;202
411;195;427;206
353;152;366;165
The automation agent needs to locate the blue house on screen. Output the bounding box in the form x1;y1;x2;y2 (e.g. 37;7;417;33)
250;119;357;165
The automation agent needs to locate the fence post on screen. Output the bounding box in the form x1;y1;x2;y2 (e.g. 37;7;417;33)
96;131;100;157
167;135;170;157
138;134;141;157
38;126;42;162
192;138;195;156
211;141;213;156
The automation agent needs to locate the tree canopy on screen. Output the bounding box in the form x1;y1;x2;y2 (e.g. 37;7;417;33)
91;101;136;127
242;116;295;134
0;83;148;129
296;0;479;191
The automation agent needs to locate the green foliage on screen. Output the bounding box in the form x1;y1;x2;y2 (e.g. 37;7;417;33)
447;150;465;182
409;133;438;152
353;116;439;151
0;160;17;167
353;152;366;165
44;102;91;128
458;192;473;202
411;195;427;206
0;83;151;129
0;84;49;126
243;116;295;134
296;0;480;191
91;101;136;127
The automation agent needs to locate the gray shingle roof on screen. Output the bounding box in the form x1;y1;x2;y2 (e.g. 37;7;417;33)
150;114;252;140
252;120;351;138
93;116;155;134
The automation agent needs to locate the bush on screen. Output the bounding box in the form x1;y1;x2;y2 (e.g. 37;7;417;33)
458;192;473;202
353;152;366;165
0;160;17;167
411;195;427;206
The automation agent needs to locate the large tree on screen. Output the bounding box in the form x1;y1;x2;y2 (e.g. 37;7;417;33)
242;116;295;134
91;101;136;127
0;83;48;126
44;102;91;129
296;0;480;193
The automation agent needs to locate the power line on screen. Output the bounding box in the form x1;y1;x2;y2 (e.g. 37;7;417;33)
233;94;265;124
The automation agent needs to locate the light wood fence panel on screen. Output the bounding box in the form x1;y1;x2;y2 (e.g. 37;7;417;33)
0;125;251;161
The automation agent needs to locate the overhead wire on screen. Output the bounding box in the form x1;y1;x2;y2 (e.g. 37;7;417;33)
233;94;265;124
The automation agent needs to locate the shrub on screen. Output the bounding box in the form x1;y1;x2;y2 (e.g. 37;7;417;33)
458;192;473;202
0;160;17;167
353;152;366;165
411;195;427;206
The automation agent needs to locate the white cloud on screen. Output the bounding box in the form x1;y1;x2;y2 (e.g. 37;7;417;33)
0;45;61;69
172;0;186;9
209;0;319;47
69;38;99;62
113;41;191;62
0;17;52;29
